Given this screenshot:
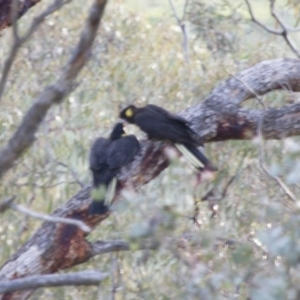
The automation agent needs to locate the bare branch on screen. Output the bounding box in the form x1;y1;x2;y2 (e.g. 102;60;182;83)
244;0;282;35
224;68;266;110
0;271;108;293
244;0;300;58
0;0;108;180
168;0;181;27
269;0;300;58
90;240;130;256
0;0;71;102
182;0;189;21
167;0;189;63
10;0;20;41
269;0;300;32
10;203;91;232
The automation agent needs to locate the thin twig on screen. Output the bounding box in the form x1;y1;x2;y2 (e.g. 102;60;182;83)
168;0;182;27
90;240;130;256
110;254;117;300
244;0;281;35
182;0;189;21
14;180;79;188
90;239;159;257
10;0;20;42
269;0;300;58
269;0;300;32
222;175;237;198
10;202;91;232
226;69;298;208
257;115;298;208
57;161;85;187
198;172;239;220
225;69;266;109
0;270;108;293
244;0;300;58
167;0;189;63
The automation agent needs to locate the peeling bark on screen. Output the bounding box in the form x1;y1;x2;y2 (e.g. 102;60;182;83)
1;58;300;299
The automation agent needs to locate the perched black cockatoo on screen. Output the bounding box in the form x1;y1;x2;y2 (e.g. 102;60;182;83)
89;123;140;215
120;104;217;172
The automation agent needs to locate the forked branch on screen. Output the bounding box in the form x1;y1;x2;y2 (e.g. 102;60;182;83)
245;0;300;58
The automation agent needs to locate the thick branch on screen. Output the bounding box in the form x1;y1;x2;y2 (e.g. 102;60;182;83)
1;58;300;299
185;58;300;141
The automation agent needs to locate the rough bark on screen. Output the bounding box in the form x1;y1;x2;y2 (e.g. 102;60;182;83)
184;58;300;141
0;0;41;31
1;58;300;299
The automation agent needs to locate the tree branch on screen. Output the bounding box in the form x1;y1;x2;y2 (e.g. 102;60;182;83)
1;58;300;299
0;0;108;180
244;0;300;58
244;0;282;35
10;202;91;232
0;270;108;294
0;0;71;102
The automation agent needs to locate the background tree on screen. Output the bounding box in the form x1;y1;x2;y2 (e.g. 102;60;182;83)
0;0;300;299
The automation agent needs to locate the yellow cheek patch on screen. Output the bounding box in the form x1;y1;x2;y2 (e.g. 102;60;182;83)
125;108;133;117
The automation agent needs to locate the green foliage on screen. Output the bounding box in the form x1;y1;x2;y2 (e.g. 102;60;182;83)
0;0;300;299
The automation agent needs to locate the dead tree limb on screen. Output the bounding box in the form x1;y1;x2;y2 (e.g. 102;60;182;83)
1;58;300;299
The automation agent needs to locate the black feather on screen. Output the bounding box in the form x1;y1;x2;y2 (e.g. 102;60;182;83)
89;123;140;215
120;104;217;171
